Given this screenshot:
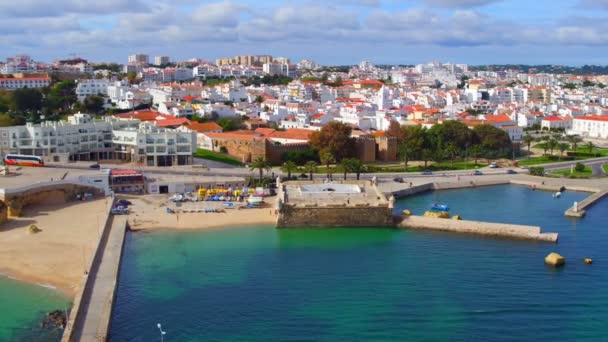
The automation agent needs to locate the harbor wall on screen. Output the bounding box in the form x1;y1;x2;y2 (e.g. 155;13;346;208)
277;205;394;228
61;196;115;342
398;215;558;242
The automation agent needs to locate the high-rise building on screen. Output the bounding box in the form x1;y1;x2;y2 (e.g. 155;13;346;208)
215;55;274;67
154;56;170;65
128;53;149;65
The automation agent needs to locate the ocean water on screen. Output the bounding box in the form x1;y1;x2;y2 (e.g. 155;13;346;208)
0;276;70;341
110;185;608;341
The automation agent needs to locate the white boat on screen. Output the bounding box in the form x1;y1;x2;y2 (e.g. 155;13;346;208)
247;196;264;204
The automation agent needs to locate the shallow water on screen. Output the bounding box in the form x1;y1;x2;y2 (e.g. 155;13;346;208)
110;185;608;341
0;276;70;341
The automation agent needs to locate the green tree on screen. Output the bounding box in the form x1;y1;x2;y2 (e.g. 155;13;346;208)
217;117;242;131
348;159;365;180
320;151;336;180
304;161;317;180
537;142;549;156
567;135;583;151
585;142;597;154
11;87;43;113
83;95;105;114
472;124;512;159
548;138;558;155
470;145;482;165
280;161;297;180
557;142;570;160
523;134;534;159
421;148;433;168
46;80;77;114
445;143;459;167
250;157;272;182
309;122;356;161
127;71;138;84
340;158;353;180
254;95;264;104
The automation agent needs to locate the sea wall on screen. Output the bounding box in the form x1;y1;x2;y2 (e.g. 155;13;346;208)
398;215;558;242
277;205;394;228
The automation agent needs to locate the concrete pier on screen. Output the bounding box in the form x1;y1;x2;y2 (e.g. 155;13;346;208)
398;215;558;242
565;189;608;218
62;215;128;342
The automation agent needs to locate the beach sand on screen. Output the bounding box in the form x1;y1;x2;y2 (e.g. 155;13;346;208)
126;194;278;231
0;198;109;297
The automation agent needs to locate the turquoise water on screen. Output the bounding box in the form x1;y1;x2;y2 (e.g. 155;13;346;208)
110;185;608;341
0;276;70;341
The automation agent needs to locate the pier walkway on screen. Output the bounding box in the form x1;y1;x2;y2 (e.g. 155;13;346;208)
63;215;128;342
565;189;608;218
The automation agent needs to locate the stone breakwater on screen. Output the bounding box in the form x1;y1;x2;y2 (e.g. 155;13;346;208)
397;215;559;243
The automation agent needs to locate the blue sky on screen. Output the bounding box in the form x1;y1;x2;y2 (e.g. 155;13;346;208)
2;0;608;65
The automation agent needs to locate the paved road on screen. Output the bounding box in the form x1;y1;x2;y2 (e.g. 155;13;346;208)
540;156;608;177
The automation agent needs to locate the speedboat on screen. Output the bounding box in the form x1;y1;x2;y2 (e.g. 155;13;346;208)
430;203;449;211
248;196;264;204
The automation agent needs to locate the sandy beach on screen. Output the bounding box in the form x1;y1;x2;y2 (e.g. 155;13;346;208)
0;198;109;297
126;194;278;231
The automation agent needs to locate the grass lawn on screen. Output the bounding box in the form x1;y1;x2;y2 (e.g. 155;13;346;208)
550;166;593;178
575;147;608;156
193;149;243;166
518;155;583;166
603;163;608;174
313;160;487;174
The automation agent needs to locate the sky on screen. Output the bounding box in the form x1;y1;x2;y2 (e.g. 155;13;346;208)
3;0;608;66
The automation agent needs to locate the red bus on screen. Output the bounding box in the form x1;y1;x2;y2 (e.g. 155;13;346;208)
4;154;45;167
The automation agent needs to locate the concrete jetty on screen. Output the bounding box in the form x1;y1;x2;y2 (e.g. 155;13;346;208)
565;189;608;218
62;215;128;342
398;215;558;242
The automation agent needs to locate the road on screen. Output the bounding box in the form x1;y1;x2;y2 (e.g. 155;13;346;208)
540;156;608;177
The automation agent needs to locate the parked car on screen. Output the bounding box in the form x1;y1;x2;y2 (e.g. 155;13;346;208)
89;163;100;169
393;177;404;183
506;169;517;174
116;199;132;206
421;170;433;175
473;170;483;175
489;162;498;168
111;206;129;215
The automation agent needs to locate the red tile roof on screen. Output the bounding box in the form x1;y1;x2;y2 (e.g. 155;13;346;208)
575;115;608;122
155;118;191;127
115;110;168;122
186;121;223;132
542;115;566;122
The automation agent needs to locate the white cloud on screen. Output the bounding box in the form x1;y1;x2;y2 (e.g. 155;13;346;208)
418;0;502;8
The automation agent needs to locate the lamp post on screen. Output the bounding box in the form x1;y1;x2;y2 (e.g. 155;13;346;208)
157;323;167;342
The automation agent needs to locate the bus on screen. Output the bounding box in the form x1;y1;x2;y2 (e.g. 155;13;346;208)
4;154;45;167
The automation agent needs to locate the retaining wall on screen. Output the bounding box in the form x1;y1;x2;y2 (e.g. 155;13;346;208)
398;215;558;242
277;205;394;228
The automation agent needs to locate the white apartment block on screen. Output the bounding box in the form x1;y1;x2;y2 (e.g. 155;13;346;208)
0;76;51;90
128;53;149;64
154;56;170;65
0;113;196;166
569;116;608;139
76;79;110;99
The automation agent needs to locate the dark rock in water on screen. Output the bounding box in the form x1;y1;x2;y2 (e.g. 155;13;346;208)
40;310;66;330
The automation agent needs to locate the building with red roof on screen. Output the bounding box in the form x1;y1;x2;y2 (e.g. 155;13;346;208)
570;115;608;139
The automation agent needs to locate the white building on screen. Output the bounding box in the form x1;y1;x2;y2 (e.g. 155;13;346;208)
541;115;572;130
0;76;51;90
154;56;170;65
76;79;110;100
128;53;149;64
568;115;608;139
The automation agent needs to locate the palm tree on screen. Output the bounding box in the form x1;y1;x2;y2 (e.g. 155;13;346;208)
548;138;558;155
557;142;570;160
280;161;297;180
349;159;365;180
567;135;583;151
340;158;353;180
470;145;482;165
538;142;549;156
304;161;317;180
421;148;433;168
320;151;335;180
586;141;597;154
398;142;411;171
250;157;271;182
523;134;534;159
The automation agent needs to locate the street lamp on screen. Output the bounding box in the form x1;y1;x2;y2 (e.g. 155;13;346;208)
157;323;167;342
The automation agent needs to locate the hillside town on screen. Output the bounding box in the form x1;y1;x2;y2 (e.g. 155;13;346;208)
2;53;608;169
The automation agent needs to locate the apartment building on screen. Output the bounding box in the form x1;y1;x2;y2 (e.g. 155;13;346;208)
154;56;170;65
0;113;196;166
128;53;149;65
75;79;110;99
0;75;51;90
215;55;273;67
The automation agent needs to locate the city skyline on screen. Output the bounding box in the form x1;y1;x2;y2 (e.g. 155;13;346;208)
2;0;608;66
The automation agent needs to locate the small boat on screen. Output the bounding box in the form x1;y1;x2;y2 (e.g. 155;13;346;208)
430;203;449;211
553;192;561;199
248;196;264;204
